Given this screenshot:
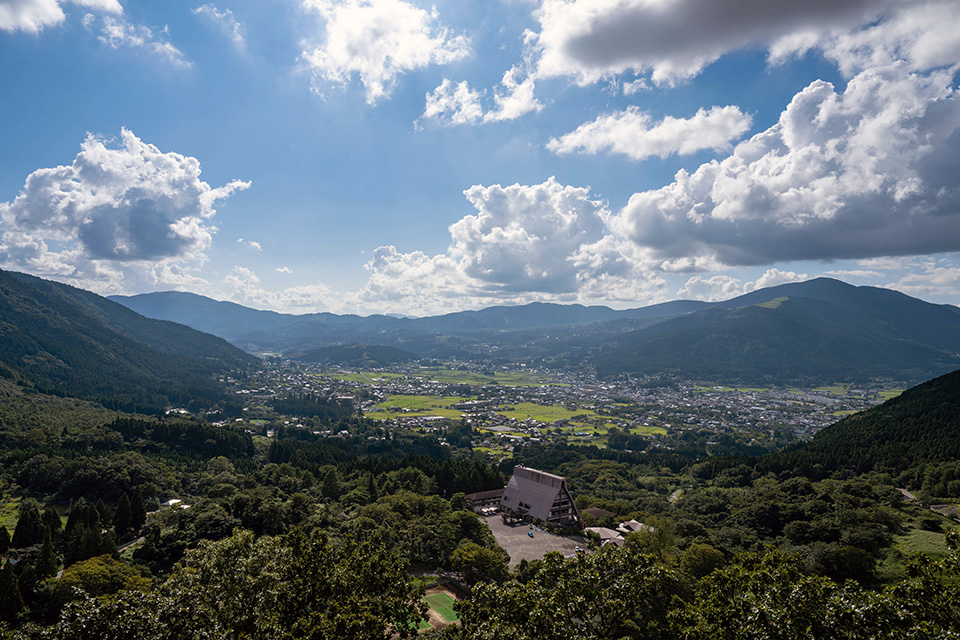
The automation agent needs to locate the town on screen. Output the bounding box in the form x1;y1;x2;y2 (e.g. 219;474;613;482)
217;360;902;459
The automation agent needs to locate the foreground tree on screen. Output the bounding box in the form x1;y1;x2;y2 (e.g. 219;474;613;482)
451;546;682;640
23;528;427;640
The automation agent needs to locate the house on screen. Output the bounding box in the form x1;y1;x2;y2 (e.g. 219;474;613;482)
500;465;579;525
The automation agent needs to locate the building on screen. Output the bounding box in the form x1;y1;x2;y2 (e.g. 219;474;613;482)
465;488;504;514
500;465;579;525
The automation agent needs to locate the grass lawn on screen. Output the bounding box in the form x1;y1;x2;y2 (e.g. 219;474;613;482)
0;495;22;534
424;593;459;622
894;528;953;559
367;395;474;420
410;366;561;387
496;402;598;423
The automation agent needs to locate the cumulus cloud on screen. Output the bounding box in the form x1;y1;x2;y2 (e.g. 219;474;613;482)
547;105;752;161
677;268;807;301
531;0;902;85
355;177;670;314
301;0;470;105
222;266;339;312
421;78;484;126
94;15;191;66
609;62;960;266
193;3;245;49
0;0;120;33
0;128;249;291
237;238;262;251
771;0;960;77
275;266;293;274
420;65;542;127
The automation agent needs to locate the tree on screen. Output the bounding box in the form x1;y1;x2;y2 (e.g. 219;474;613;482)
36;529;427;640
321;468;341;501
112;494;133;539
454;546;681;640
130;488;147;533
680;543;725;580
35;526;59;580
12;503;45;549
451;541;509;586
0;526;10;555
42;509;62;544
0;561;24;623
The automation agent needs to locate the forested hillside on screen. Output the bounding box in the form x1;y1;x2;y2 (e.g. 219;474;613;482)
0;270;253;412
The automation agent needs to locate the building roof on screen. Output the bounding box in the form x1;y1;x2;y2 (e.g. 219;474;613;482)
580;507;615;519
500;465;576;522
465;488;505;501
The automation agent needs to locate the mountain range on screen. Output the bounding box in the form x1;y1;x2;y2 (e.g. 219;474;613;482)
110;278;960;385
0;269;254;412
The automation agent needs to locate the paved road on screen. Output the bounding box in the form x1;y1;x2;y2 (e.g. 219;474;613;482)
485;515;588;569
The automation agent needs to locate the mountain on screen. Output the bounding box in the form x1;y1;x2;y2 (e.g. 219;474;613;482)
0;270;255;412
291;343;419;367
109;292;708;351
754;368;960;476
591;278;960;384
111;278;960;384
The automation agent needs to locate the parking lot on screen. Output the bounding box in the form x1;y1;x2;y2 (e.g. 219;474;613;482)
485;515;589;569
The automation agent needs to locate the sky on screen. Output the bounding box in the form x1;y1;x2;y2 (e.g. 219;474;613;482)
0;0;959;316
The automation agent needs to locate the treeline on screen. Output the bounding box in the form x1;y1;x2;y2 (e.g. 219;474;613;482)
107;418;255;458
270;393;356;423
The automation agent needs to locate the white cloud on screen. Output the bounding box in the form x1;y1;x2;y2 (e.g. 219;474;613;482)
193;3;245;49
301;0;470;105
530;0;903;85
355;177;668;314
223;266;339;312
743;268;807;293
96;15;191;66
420;65;542;127
275;266;292;273
609;62;960;266
771;1;960;78
0;0;120;33
237;238;262;251
676;275;742;301
676;268;807;301
547;105;752;161
484;65;542;122
0;128;249;291
421;78;484;126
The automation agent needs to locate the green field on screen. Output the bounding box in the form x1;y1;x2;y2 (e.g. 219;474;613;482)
0;495;22;533
367;395;474;420
424;593;459;623
496;402;599;423
879;389;904;401
412;367;559;387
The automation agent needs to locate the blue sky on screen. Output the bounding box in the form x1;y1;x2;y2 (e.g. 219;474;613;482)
1;0;959;316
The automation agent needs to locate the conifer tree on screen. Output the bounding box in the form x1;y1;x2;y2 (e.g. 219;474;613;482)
0;561;23;623
0;526;10;555
42;508;62;544
35;527;59;580
12;503;44;549
131;488;147;532
113;493;133;539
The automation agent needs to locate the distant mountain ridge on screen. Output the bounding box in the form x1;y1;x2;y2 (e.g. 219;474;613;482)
0;270;254;412
590;278;960;384
111;278;960;384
